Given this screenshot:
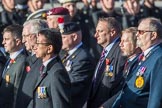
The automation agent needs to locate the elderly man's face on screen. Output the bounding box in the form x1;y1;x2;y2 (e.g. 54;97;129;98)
61;33;75;51
47;15;67;29
136;20;153;51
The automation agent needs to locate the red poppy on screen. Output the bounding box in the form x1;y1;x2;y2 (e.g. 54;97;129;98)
106;59;110;65
57;17;64;23
10;59;16;64
26;66;31;73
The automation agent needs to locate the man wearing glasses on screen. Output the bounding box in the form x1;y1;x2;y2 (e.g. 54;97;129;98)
15;19;49;108
27;29;71;108
112;17;162;108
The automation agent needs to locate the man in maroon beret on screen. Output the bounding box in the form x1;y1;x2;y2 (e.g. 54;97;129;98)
46;7;71;29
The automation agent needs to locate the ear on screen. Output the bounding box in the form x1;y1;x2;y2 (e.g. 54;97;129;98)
72;33;77;41
15;39;22;46
47;45;54;54
151;32;157;40
110;29;116;37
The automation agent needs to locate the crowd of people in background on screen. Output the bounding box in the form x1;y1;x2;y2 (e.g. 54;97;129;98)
0;0;162;108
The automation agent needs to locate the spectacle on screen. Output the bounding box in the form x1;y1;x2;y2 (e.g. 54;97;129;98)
137;30;154;35
35;42;51;46
22;33;36;37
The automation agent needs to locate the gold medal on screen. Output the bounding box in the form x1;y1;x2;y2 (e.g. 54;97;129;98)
135;76;144;88
5;74;10;87
5;74;10;83
105;71;113;77
108;72;113;77
37;86;47;98
105;65;113;77
37;87;41;98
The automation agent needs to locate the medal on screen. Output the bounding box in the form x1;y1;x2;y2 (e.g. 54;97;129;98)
5;74;10;87
65;60;72;72
42;87;47;98
105;65;113;77
135;76;144;88
37;87;41;98
37;86;47;98
136;66;146;76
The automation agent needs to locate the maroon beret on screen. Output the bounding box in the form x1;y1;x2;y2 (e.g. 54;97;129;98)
47;7;69;16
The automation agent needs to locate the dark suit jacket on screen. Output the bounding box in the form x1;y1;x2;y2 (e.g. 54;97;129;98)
62;45;95;108
0;51;27;108
15;54;42;108
113;44;162;108
87;40;127;108
104;55;139;108
0;50;6;83
27;56;71;108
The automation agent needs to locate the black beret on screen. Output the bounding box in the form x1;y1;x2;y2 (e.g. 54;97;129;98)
61;22;81;35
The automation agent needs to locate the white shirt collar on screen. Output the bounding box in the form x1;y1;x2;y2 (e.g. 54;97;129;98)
68;42;83;56
10;49;23;59
43;55;57;67
104;37;119;56
128;55;137;62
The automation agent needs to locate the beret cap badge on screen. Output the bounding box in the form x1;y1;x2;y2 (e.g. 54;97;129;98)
58;17;64;33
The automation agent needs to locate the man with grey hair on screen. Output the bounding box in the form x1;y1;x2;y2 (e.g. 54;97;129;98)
112;17;162;108
61;22;95;108
22;19;48;55
15;19;49;108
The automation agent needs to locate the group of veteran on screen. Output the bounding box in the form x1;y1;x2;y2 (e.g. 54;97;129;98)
0;1;162;108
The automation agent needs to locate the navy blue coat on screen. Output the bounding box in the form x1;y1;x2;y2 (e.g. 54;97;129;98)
113;44;162;108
